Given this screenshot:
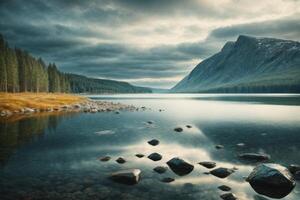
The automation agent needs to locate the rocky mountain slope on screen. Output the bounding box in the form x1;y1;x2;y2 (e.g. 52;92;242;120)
172;35;300;93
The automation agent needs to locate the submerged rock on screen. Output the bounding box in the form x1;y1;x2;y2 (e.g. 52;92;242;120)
161;177;175;183
186;125;192;128
218;185;232;191
198;161;216;169
99;156;111;162
174;127;183;132
110;169;141;185
210;167;234;178
116;157;126;164
148;153;162;161
135;154;145;158
153;166;168;174
167;157;194;176
238;153;270;162
220;193;238;200
147;121;154;124
148;139;159;146
246;163;296;198
215;145;224;149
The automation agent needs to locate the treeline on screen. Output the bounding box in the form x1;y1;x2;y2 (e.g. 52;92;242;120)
0;35;70;93
0;34;151;94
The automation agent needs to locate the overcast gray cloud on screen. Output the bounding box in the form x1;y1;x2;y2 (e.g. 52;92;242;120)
0;0;299;88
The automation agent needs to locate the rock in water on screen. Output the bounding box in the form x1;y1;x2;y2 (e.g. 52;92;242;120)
99;156;111;162
218;185;231;191
210;167;234;178
167;157;194;176
116;157;126;164
110;169;141;185
148;139;159;146
220;193;237;200
153;166;168;174
161;177;175;183
135;154;145;158
238;153;270;162
174;127;183;132
215;145;224;149
148;153;162;161
198;161;216;169
186;125;192;128
246;164;296;198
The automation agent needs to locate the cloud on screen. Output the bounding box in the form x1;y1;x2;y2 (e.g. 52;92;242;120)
0;0;299;88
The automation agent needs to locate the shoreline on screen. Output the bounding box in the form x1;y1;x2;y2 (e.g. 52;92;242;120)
0;93;138;118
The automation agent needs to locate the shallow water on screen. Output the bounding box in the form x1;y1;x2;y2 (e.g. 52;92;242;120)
0;94;300;200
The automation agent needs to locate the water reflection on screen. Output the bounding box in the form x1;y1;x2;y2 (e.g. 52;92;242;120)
0;113;77;166
0;94;299;200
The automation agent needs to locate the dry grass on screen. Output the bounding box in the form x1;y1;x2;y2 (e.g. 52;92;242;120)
0;93;87;111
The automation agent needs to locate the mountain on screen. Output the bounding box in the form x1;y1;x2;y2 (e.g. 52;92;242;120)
172;35;300;93
0;34;151;94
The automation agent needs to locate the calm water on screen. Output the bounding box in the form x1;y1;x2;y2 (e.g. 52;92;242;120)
1;94;300;200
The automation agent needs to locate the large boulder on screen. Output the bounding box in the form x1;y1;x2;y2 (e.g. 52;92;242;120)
246;164;296;198
238;153;270;162
167;157;194;176
110;169;141;185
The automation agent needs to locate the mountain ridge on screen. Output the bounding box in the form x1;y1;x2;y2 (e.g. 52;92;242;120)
172;35;300;93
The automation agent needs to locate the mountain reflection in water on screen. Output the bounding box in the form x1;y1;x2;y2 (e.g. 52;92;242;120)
0;94;300;200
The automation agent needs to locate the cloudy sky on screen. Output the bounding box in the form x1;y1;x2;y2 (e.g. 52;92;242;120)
0;0;299;88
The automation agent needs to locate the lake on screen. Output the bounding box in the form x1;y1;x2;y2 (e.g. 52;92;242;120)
1;94;300;200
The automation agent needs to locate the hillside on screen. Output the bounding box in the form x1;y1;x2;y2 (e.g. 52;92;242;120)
172;35;300;93
0;34;151;94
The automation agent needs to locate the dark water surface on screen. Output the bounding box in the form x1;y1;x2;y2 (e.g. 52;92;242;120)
1;94;300;200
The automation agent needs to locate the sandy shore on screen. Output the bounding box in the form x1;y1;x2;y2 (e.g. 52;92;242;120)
0;93;138;118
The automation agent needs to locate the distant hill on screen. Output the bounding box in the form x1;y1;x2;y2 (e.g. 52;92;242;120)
67;74;152;93
172;35;300;93
0;34;151;94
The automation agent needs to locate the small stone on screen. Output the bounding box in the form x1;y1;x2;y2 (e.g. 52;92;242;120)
161;177;175;183
110;169;141;185
135;154;145;158
218;185;232;191
148;139;159;146
215;145;224;149
153;166;168;174
186;125;192;128
220;193;237;200
116;157;126;164
210;167;234;178
203;172;210;175
198;161;216;169
167;157;194;176
174;127;183;132
99;156;111;162
148;153;162;161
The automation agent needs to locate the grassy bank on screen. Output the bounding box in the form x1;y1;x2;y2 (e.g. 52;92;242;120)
0;93;87;112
